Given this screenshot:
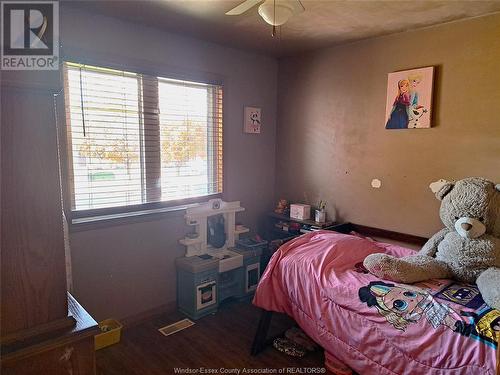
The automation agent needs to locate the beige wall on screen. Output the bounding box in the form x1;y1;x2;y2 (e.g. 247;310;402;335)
276;13;500;238
2;4;278;321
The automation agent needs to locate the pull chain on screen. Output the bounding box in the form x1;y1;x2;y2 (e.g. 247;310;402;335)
272;0;276;37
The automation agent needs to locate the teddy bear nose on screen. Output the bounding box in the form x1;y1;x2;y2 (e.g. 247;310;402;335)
461;223;473;231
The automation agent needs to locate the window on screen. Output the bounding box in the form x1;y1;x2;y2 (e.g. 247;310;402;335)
63;62;223;214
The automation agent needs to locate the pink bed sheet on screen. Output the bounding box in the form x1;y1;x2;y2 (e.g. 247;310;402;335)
253;231;499;375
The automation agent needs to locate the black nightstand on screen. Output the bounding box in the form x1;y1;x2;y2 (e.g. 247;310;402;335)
265;211;336;241
260;212;339;273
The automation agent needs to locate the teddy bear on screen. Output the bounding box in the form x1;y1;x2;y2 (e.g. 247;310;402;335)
363;177;500;310
274;199;289;215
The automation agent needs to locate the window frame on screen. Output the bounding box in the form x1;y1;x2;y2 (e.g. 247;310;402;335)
59;61;225;227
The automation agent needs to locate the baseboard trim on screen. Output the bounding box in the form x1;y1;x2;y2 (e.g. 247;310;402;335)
120;301;177;328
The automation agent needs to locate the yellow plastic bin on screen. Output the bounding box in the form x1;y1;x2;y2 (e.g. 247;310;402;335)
95;319;122;350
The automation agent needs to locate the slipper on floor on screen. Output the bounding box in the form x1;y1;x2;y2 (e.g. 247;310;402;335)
273;337;306;358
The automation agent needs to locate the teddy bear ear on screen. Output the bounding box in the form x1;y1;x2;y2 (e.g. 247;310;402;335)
435;182;455;201
429;179;454;200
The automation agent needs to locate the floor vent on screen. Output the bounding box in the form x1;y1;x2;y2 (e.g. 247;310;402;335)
158;318;195;337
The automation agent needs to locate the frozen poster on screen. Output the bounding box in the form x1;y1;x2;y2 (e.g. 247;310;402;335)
385;67;434;129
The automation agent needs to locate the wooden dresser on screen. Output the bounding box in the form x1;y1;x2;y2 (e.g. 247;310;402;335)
1;78;99;374
1;294;98;375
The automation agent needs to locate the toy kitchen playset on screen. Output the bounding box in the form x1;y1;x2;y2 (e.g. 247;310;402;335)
176;199;267;320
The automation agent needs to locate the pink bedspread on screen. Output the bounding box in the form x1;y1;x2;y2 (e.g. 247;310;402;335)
253;231;499;375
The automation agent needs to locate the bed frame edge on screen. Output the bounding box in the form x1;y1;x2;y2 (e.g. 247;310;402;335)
332;222;428;246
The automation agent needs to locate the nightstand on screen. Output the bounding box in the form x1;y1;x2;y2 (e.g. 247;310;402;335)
261;212;339;273
265;211;336;241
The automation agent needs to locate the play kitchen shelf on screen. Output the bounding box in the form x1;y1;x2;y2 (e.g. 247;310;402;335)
179;199;248;257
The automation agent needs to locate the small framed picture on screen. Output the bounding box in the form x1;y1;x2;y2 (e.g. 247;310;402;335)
385;66;434;129
244;106;261;134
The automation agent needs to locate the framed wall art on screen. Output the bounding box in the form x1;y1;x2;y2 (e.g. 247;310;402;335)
244;106;261;134
385;66;434;129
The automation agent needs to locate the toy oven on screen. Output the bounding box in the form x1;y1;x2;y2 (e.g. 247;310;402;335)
196;280;217;311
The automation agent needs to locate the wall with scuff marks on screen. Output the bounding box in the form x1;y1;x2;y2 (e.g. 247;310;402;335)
275;13;500;237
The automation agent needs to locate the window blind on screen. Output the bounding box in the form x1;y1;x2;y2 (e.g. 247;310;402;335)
63;62;223;212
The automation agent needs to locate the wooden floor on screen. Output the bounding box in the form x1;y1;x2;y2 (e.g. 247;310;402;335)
96;300;329;375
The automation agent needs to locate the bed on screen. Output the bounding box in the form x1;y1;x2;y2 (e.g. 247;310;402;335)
252;225;499;375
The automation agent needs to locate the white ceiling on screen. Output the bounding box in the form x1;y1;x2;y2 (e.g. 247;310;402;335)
65;0;500;57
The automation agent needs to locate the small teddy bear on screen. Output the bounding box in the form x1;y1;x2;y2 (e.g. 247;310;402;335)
274;199;289;215
364;177;500;310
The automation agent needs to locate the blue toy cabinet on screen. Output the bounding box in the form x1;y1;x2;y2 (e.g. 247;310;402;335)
218;267;244;304
176;256;219;320
234;239;267;298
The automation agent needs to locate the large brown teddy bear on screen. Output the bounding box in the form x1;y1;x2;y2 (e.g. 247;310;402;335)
364;177;500;310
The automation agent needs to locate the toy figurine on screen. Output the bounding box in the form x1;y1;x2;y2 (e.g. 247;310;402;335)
274;199;289;215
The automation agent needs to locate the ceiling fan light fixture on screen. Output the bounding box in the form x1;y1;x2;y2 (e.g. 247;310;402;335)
258;1;294;26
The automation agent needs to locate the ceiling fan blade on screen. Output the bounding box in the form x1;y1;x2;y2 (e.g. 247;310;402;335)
225;0;262;15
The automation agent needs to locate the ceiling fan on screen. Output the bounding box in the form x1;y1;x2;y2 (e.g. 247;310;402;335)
226;0;304;32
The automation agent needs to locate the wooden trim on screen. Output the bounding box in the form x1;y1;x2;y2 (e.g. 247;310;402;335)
0;317;76;347
353;224;428;245
1;293;98;362
331;222;428;246
119;301;177;329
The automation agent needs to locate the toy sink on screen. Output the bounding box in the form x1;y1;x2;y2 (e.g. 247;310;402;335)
210;249;243;273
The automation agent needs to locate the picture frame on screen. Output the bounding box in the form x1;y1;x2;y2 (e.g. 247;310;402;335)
385;66;434;129
244;106;261;134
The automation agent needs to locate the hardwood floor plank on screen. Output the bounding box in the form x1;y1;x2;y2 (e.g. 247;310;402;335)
96;301;329;375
